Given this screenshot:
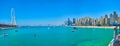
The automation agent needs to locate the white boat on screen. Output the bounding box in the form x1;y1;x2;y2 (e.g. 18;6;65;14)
108;39;114;46
109;34;120;46
108;26;120;46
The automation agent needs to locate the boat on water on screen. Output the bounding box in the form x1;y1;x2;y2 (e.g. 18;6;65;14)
109;25;120;46
108;35;120;46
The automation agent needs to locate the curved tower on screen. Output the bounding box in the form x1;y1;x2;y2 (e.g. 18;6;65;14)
11;8;17;25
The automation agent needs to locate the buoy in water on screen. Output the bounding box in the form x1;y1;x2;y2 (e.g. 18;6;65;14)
72;30;76;32
73;27;77;29
34;34;36;37
15;30;18;32
72;27;77;32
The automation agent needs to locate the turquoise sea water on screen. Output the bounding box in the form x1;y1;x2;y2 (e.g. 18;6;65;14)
0;26;113;46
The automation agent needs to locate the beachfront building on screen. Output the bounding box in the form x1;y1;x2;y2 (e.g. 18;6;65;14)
64;20;68;26
104;14;109;26
85;17;89;26
72;18;76;26
109;13;114;26
117;17;120;24
95;18;98;26
76;19;79;26
90;18;95;26
100;16;104;26
90;19;95;26
81;18;86;26
67;18;72;26
65;11;120;26
93;19;95;26
113;11;118;20
109;11;119;26
84;17;91;26
78;19;82;26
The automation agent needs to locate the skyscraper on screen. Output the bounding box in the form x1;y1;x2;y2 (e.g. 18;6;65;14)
109;13;114;26
113;11;118;20
89;18;94;26
84;16;91;26
78;19;82;26
81;18;86;26
104;14;108;25
72;18;76;26
117;17;120;24
100;16;104;26
76;18;79;26
67;18;72;26
95;18;98;26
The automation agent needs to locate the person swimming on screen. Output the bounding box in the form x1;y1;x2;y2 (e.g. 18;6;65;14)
72;30;76;32
72;27;77;32
34;33;36;37
15;30;18;32
2;33;8;37
73;27;77;29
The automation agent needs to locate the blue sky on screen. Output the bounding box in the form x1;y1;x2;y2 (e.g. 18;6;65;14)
0;0;120;25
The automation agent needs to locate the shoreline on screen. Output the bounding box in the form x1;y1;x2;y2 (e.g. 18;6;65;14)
69;26;115;29
0;26;116;29
0;27;17;30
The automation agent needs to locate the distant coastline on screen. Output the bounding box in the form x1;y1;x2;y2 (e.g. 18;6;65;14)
0;27;17;30
0;24;18;30
69;26;115;29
